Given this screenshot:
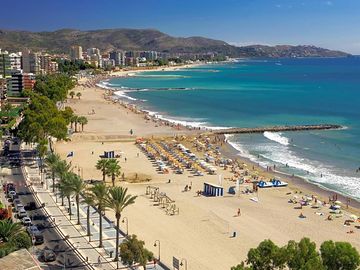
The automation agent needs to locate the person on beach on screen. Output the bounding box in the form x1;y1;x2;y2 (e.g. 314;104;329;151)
237;208;241;217
97;256;101;265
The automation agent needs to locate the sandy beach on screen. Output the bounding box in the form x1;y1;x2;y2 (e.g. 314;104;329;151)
54;72;360;270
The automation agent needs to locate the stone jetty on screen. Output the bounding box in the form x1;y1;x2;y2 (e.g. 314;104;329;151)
210;124;342;135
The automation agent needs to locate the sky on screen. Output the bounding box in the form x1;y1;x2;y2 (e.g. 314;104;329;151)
1;0;360;54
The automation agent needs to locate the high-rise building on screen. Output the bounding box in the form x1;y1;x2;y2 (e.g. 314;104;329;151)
7;70;35;96
70;45;83;60
9;52;22;70
0;50;11;79
140;51;158;61
22;50;40;74
109;51;126;66
39;54;58;74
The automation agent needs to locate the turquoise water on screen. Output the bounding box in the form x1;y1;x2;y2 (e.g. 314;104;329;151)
104;58;360;199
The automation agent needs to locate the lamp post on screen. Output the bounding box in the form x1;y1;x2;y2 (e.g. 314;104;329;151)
153;240;160;261
122;217;128;236
180;258;187;270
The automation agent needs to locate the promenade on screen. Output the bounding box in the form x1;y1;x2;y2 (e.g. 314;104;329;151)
21;144;166;270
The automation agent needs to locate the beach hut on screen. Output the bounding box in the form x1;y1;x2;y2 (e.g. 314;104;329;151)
203;182;224;197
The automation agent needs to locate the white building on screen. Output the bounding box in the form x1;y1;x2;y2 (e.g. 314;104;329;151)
9;52;22;70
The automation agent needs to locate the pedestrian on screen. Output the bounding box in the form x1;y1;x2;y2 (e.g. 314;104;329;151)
237;208;241;217
124;157;127;162
137;152;139;158
98;256;101;265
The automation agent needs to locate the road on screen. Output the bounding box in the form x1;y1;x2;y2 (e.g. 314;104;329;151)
1;147;88;269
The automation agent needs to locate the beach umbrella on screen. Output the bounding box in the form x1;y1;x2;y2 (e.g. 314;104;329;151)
335;200;342;204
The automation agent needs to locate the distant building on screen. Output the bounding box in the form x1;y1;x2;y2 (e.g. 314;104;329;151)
7;70;35;96
22;50;41;74
70;45;83;60
0;50;11;79
109;51;126;66
9;52;22;70
124;57;138;67
39;54;58;74
101;59;115;69
140;51;158;61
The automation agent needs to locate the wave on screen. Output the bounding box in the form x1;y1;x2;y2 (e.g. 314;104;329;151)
113;91;138;101
226;136;360;199
143;110;231;130
263;131;290;146
134;74;189;78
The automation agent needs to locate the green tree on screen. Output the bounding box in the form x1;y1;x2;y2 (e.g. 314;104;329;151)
61;106;75;124
18;93;68;143
246;239;287;270
10;231;32;249
76;92;82;99
106;159;121;187
231;263;253;270
34;74;75;102
54;160;71;205
0;219;23;242
58;172;75;217
69;91;75;99
96;159;110;182
45;152;61;193
70;174;87;225
82;192;95;237
119;234;153;269
77;116;88;132
36;139;48;174
320;240;360;270
90;183;109;247
70;115;78;132
286;238;324;270
106;186;137;261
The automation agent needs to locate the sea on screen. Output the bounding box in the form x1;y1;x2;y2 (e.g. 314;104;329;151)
100;57;360;200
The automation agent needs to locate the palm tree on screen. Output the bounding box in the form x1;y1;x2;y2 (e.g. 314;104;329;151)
106;186;137;262
69;91;75;99
59;172;75;218
96;159;110;182
90;183;109;247
76;92;82;99
0;219;23;242
106;159;121;187
70;174;87;225
71;115;79;132
45;153;61;193
70;115;77;130
37;139;48;174
77;116;88;132
54;160;71;205
82;192;95;237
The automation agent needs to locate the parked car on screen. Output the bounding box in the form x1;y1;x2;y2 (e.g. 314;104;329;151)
27;225;44;245
40;249;56;262
13;199;21;206
18;208;28;218
8;190;16;198
24;202;37;210
22;216;32;226
15;203;24;212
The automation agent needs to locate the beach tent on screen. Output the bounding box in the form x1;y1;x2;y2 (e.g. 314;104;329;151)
203;182;224;197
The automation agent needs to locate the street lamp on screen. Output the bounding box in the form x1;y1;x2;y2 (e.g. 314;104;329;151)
153;240;160;261
122;217;128;236
180;258;188;270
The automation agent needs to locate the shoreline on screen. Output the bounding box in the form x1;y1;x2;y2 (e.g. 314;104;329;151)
220;138;360;211
54;73;360;269
92;66;360;209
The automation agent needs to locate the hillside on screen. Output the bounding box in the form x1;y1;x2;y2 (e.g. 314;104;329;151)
0;28;350;58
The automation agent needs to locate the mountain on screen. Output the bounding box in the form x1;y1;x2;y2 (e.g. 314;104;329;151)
0;28;350;58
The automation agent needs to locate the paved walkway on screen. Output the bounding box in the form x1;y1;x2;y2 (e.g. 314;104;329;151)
21;144;167;270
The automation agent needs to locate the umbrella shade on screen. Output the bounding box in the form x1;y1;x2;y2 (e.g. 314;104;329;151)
335;200;342;204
